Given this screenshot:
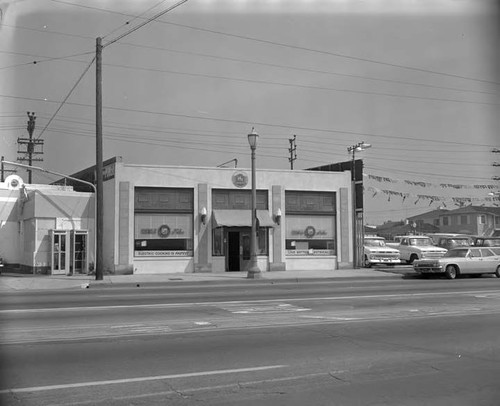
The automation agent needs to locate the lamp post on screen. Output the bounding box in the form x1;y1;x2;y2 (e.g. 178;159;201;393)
347;141;371;268
247;127;262;279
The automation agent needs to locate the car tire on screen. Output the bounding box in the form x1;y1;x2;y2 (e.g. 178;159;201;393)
495;266;500;278
445;265;458;280
408;254;418;265
364;256;372;268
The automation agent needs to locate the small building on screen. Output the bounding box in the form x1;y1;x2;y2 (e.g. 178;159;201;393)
0;174;94;274
68;157;355;274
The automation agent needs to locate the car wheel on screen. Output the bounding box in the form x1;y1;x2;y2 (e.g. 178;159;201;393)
445;265;458;280
364;256;372;268
495;266;500;278
408;254;418;265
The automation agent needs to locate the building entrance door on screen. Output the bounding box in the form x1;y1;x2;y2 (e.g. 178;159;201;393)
226;229;252;272
227;231;240;272
50;230;69;275
71;230;88;274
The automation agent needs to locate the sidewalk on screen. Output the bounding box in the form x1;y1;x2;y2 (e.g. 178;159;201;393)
0;267;407;292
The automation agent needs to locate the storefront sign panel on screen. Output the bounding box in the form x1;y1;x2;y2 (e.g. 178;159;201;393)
135;250;193;257
286;249;335;256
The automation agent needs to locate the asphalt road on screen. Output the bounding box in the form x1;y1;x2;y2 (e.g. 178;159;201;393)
1;276;500;405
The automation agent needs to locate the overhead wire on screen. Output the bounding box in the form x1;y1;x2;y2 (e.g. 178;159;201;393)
2;93;498;150
46;0;500;86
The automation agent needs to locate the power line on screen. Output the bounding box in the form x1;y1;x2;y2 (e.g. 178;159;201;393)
102;0;171;40
2;93;498;149
45;1;500;86
102;0;189;48
161;20;500;87
100;61;498;106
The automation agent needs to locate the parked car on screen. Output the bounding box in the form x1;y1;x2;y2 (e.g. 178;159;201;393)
392;235;448;264
363;236;401;268
413;246;500;279
432;235;473;250
472;236;500;247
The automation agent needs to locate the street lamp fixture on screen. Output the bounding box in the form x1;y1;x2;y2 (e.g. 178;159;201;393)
247;127;262;279
347;141;371;268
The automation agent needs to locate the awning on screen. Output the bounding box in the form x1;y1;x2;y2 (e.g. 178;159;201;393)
212;209;275;228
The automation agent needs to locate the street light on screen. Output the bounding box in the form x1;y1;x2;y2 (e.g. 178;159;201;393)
247;127;262;279
347;141;371;268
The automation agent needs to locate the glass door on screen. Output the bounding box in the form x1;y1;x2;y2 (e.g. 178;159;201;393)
51;230;69;275
72;231;88;274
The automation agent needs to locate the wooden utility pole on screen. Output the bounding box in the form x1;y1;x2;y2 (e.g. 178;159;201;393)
288;135;297;170
95;37;104;281
17;112;43;183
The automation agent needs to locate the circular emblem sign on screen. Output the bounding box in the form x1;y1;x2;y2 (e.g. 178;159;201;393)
158;225;171;238
232;172;248;188
304;226;316;238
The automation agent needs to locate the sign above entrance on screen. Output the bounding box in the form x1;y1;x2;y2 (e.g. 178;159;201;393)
232;172;248;188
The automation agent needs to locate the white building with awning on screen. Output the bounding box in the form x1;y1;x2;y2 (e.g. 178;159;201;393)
68;157;354;275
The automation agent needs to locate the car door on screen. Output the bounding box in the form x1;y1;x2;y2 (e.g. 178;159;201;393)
463;248;481;274
479;248;498;273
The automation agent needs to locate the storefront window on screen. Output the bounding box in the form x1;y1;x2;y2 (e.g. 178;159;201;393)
213;227;224;256
134;188;193;257
258;228;268;255
285;215;335;256
134;213;193;256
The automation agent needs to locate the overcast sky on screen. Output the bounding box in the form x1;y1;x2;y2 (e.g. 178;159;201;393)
1;0;499;224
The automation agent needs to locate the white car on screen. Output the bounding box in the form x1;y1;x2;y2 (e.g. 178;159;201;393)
363;236;401;268
413;247;500;279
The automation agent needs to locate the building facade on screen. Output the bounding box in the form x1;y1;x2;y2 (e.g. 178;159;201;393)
0;158;356;275
436;206;500;236
0;174;94;274
76;157;354;274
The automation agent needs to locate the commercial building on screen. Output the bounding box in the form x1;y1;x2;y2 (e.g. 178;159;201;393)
0;174;94;274
1;157;356;275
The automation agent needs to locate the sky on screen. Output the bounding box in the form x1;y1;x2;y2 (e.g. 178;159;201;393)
1;0;499;225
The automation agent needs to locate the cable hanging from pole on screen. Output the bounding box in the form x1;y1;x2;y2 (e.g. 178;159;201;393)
102;0;189;48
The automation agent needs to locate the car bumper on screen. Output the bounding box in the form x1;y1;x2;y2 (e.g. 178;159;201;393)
414;266;444;273
368;258;401;265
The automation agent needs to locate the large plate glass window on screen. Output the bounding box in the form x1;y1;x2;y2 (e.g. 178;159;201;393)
285;191;336;256
134;188;193;257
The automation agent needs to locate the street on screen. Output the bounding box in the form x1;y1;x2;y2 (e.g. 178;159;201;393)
1;273;500;405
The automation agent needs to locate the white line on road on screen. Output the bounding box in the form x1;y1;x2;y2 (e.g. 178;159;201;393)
2;289;500;314
0;365;288;394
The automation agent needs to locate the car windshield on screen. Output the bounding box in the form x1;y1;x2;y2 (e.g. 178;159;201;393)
445;249;468;258
410;238;433;246
483;239;500;247
365;239;386;247
450;239;470;247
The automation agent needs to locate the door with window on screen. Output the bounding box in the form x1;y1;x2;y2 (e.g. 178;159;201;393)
50;230;70;275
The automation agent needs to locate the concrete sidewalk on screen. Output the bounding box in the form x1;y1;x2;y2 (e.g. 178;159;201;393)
0;267;406;292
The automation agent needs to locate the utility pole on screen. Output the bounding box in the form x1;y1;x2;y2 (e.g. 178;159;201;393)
17;112;44;183
95;37;104;281
288;135;297;170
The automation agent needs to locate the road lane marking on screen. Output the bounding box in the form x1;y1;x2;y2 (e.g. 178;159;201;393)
0;365;287;394
2;289;500;314
219;303;311;314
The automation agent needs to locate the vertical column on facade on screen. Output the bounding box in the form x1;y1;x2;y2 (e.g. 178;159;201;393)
116;181;133;274
338;187;351;268
270;185;286;271
195;183;211;272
